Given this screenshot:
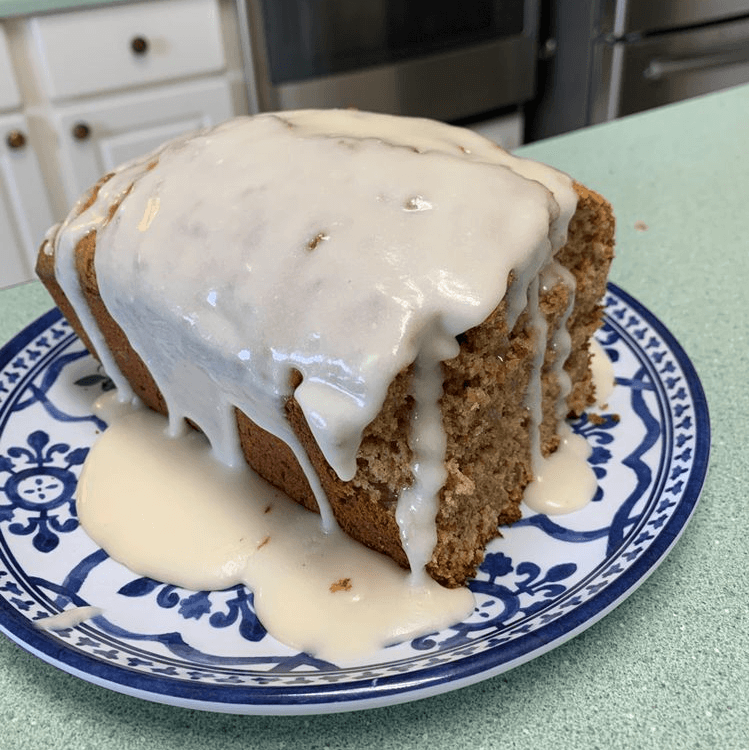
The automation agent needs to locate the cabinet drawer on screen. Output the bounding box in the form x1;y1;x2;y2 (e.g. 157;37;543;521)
29;0;225;101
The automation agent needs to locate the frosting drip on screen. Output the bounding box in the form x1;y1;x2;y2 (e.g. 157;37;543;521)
395;323;459;584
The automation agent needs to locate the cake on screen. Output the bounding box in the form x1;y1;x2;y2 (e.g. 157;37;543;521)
36;110;614;589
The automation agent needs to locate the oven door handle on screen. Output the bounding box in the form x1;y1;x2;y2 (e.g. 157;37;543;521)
643;44;749;81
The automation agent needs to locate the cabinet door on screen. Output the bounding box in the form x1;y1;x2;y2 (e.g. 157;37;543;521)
0;113;55;289
0;25;21;111
29;0;225;101
51;77;234;207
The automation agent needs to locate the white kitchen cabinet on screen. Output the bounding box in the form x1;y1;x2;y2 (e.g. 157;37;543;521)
29;0;226;100
0;22;55;289
0;111;55;288
0;0;249;289
0;26;20;111
49;77;234;208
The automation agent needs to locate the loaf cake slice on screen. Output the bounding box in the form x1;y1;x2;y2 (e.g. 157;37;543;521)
37;110;614;588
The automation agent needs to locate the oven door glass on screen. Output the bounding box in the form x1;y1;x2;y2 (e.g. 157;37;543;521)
259;0;525;84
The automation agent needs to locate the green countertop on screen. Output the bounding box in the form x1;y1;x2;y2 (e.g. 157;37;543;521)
1;85;747;748
0;0;127;19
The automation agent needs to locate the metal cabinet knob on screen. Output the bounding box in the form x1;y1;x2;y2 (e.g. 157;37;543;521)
131;36;149;55
72;122;91;141
6;130;26;150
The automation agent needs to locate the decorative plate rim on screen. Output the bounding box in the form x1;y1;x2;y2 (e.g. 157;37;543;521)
0;283;710;714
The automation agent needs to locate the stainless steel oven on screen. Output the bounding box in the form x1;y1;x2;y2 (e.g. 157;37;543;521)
528;0;749;140
236;0;541;123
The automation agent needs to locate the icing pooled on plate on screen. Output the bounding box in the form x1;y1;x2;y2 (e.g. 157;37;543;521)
77;395;474;663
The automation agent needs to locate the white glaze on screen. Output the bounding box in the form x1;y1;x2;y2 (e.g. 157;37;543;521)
523;424;596;515
35;606;102;631
46;110;593;588
395;326;459;585
590;338;616;406
76;398;474;663
542;261;576;421
518;256;598;516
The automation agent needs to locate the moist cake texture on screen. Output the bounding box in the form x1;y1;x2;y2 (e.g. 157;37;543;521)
36;110;615;588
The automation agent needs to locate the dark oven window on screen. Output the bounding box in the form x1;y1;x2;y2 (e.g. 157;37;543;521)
259;0;525;84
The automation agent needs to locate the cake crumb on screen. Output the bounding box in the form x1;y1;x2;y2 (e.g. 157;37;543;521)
588;412;620;425
257;535;270;550
330;578;352;593
264;504;273;514
307;231;329;251
403;195;431;211
634;220;648;231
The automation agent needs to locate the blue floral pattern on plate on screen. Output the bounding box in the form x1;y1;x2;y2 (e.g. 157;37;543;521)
0;285;710;714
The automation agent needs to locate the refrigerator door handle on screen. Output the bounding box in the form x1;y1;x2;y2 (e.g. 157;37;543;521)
643;43;749;80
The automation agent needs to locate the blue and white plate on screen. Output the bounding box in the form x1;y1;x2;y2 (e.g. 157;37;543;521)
0;284;710;714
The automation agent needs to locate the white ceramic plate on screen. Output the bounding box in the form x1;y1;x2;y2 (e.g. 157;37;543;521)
0;284;709;714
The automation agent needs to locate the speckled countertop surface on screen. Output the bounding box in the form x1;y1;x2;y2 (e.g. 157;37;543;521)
0;85;747;748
